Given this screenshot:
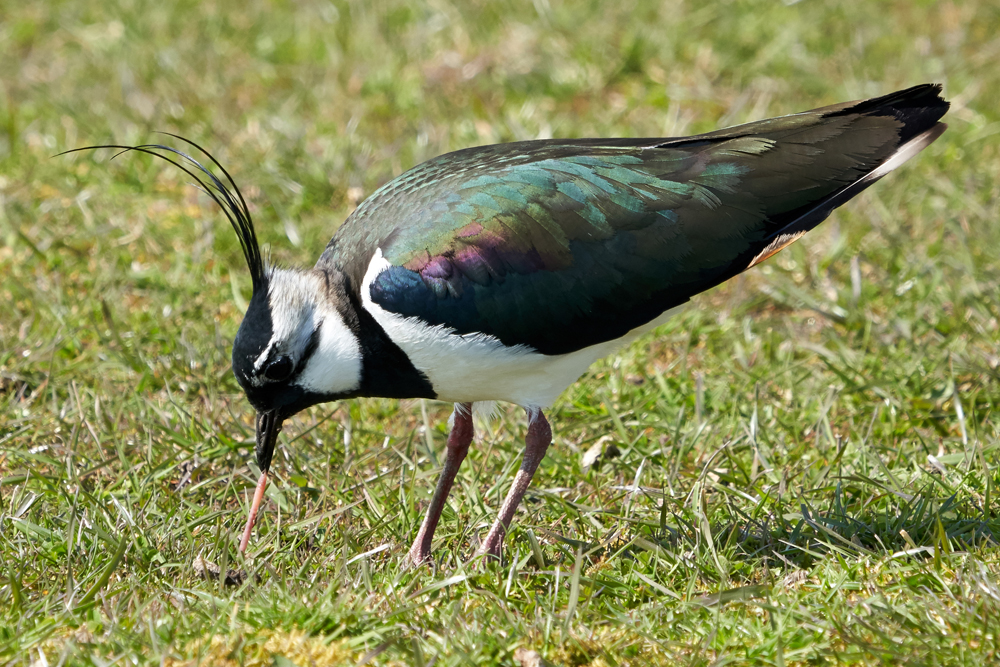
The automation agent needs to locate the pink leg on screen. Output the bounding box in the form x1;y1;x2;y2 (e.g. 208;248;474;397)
476;410;552;561
406;403;474;567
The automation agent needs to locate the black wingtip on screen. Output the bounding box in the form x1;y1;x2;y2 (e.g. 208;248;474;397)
826;83;950;144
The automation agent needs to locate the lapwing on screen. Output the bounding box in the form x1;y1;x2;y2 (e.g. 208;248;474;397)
76;84;948;565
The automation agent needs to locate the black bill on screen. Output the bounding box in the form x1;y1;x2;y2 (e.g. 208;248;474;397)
255;410;283;473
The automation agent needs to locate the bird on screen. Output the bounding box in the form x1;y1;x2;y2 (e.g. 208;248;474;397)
76;84;948;566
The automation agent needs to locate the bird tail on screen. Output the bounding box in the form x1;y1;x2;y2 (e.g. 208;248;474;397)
743;84;948;269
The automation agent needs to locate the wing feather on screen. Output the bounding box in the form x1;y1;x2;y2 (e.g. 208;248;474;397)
320;85;948;355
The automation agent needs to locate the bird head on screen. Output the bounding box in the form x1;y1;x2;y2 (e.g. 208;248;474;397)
230;267;363;471
65;136;364;476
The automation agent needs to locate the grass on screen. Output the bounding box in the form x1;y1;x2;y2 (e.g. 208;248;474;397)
2;0;1000;664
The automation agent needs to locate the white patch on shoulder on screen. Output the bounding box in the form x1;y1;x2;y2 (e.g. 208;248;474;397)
360;250;682;409
263;268;363;396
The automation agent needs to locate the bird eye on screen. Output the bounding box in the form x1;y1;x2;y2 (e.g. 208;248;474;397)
263;355;294;382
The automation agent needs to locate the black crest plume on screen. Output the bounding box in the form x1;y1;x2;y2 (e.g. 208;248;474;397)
60;134;268;294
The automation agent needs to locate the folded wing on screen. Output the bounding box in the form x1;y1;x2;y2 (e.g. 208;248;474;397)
323;84;948;355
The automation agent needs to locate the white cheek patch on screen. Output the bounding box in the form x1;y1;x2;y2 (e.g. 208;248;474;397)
258;268;363;396
294;306;363;396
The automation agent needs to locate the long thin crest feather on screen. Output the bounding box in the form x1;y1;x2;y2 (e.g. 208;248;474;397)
59;138;268;294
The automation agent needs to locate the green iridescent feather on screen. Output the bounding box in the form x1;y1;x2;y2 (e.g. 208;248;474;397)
319;85;947;355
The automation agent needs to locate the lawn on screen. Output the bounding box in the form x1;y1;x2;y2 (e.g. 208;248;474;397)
2;0;1000;664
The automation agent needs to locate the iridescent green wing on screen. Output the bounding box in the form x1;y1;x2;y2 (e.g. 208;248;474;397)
322;85;946;355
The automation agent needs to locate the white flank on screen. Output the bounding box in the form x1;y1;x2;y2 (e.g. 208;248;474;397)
263;268;364;396
361;250;681;409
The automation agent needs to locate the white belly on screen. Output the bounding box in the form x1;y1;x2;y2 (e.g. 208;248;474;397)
361;250;681;408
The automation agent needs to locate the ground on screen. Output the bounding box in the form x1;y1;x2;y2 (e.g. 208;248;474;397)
2;0;999;664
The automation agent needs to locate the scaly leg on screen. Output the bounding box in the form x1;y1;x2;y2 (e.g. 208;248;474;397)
406;403;474;567
476;409;552;561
